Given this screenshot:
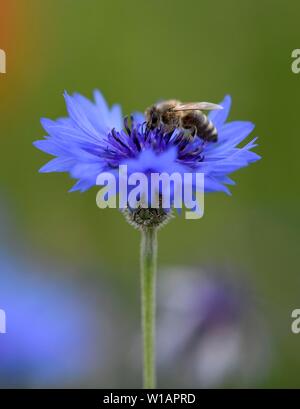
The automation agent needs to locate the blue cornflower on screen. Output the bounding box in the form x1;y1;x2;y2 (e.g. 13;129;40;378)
34;91;260;196
33;91;262;388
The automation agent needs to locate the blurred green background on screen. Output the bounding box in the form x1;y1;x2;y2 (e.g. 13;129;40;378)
1;0;300;387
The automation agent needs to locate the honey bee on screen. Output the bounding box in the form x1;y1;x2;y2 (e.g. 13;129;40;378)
145;99;223;142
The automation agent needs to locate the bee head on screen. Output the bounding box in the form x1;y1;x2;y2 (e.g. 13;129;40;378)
145;106;161;130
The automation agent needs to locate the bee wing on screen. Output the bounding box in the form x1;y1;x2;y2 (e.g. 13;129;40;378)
173;102;223;111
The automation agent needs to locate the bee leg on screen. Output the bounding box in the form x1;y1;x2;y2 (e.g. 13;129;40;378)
190;125;197;139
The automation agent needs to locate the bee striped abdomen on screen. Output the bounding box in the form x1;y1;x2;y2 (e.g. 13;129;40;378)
196;113;216;142
182;111;218;143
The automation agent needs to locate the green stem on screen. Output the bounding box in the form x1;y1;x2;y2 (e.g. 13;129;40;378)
140;227;157;389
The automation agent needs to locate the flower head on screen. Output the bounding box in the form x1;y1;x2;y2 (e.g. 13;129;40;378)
34;91;260;199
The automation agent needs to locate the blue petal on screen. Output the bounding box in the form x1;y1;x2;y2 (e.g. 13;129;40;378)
208;95;231;128
63;91;100;138
205;176;232;195
72;92;111;134
33;139;65;156
70;161;104;180
132;112;145;124
69;179;95;193
208;121;255;151
110;104;123;131
39;157;75;173
93;89;110;121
